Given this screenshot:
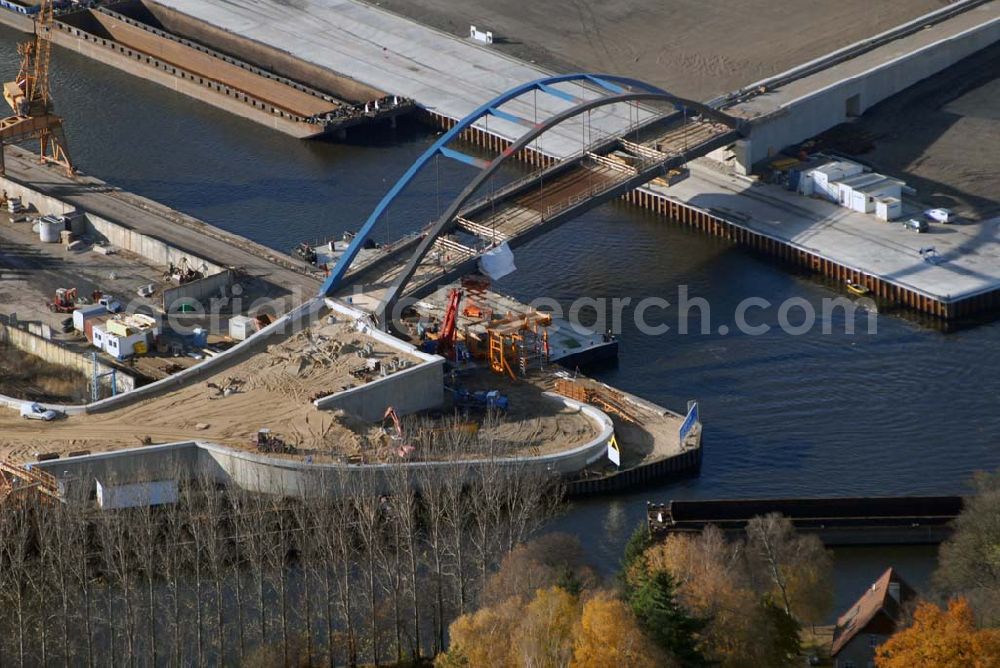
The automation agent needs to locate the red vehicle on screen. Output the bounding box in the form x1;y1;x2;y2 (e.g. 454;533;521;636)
47;287;78;313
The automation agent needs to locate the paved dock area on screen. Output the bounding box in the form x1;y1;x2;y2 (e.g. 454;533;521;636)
655;160;1000;305
3;148;322;312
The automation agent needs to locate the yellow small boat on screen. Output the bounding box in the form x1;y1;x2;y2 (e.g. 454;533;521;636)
845;280;872;297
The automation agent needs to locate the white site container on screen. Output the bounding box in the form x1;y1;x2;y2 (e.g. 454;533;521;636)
104;330;150;360
96;478;179;510
835;173;884;209
73;304;107;332
809;161;864;201
875;197;902;222
229;315;255;341
91;323;108;351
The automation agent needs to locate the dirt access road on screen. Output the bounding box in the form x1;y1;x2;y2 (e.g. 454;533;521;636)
370;0;943;101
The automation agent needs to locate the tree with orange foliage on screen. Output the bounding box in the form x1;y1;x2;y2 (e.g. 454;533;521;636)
876;598;1000;668
439;596;523;667
571;591;674;668
513;586;580;667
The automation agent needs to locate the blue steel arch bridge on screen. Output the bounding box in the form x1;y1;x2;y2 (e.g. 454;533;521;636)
317;73;745;328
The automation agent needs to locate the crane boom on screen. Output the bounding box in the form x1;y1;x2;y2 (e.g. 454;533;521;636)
0;0;73;177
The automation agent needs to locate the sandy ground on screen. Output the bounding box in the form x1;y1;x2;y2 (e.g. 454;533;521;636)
0;318;597;464
368;0;943;101
807;41;1000;221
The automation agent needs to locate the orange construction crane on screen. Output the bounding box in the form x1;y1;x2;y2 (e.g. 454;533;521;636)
1;0;73;177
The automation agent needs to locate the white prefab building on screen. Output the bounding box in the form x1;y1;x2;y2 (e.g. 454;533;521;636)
836;174;904;214
91;323;108;351
104;331;151;360
72;304;107;332
808;160;865;201
875;197;902;221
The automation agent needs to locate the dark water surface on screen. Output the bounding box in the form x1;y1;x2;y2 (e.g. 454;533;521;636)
4;25;998;616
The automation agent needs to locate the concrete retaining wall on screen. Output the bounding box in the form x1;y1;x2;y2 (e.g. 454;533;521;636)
0;321;135;395
83;210;225;275
313;358;444;421
318;297;445;420
741;14;1000;168
161;268;234;311
34;392;615;499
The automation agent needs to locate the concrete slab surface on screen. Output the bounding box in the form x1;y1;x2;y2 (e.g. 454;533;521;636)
367;0;944;101
152;0;658;158
655;161;1000;303
2;148;322;312
730;2;1000;120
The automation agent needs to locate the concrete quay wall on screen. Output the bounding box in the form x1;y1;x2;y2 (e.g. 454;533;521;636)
735;8;1000;168
0;173;226;277
423;109;998;320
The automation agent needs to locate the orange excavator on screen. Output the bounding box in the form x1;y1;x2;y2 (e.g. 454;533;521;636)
382;406;414;458
436;288;462;362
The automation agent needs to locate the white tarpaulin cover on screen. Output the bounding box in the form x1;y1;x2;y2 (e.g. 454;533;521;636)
478;242;516;281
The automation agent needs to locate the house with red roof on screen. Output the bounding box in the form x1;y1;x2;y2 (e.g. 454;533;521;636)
831;568;916;668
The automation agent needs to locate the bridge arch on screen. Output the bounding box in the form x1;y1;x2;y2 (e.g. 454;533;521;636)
319;73;743;326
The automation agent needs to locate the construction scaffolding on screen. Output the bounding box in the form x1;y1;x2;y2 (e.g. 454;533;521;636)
0;460;62;505
487;312;551;380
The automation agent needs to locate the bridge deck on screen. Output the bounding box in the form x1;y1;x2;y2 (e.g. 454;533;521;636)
340;113;739;314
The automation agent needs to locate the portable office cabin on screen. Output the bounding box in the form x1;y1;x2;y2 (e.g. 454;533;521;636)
836;174;903;213
875;197;902;221
91;323;108;351
808;160;865;201
104;330;154;360
73;304;107;333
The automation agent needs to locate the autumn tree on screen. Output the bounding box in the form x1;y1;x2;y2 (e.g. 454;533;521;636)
513;587;579;667
484;533;598;606
571;591;672;668
646;527;771;666
745;513;834;626
936;469;1000;625
876;598;1000;668
438;595;524;667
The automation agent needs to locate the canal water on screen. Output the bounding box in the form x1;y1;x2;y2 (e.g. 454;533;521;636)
3;26;998;615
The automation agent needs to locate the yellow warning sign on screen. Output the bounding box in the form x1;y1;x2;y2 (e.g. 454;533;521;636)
607;433;621;467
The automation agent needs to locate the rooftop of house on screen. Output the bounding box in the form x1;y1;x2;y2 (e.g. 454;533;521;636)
831;567;916;656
